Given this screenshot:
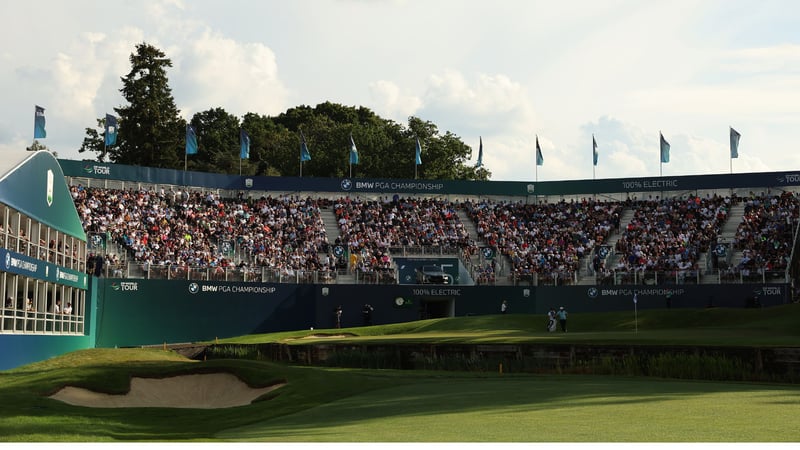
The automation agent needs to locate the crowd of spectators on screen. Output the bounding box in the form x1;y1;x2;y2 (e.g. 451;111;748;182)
332;196;474;282
463;198;623;284
611;195;730;283
731;191;799;278
71;185;335;282
68;183;800;286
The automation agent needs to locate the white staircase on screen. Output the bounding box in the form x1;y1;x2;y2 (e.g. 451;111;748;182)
700;202;746;283
456;208;512;284
577;207;635;285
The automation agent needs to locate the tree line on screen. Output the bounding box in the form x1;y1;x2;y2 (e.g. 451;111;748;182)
79;43;490;181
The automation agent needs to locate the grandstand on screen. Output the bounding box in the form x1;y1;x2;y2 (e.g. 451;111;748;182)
62;159;800;290
0;153;798;369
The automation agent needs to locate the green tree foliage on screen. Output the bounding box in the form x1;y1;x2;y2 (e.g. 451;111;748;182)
78;44;490;181
111;43;185;168
187;107;241;173
272;102;491;180
77;117;110;162
26;140;57;158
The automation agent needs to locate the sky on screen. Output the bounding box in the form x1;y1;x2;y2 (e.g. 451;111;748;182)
1;0;799;182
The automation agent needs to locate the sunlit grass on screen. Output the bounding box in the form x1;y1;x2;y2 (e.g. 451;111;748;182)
1;303;798;442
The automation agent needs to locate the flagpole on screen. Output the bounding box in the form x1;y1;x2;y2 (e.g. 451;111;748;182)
535;135;538;182
300;130;304;178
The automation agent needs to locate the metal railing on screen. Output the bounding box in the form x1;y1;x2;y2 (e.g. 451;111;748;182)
115;262;399;285
590;268;788;285
93;259;790;286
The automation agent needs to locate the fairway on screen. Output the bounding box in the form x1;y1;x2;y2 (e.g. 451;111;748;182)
221;375;800;442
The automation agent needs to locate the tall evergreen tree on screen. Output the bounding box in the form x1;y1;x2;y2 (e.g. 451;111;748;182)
110;43;185;168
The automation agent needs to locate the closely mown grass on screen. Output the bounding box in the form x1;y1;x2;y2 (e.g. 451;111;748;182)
3;348;800;442
219;374;800;442
216;303;800;347
206;304;800;382
2;304;799;442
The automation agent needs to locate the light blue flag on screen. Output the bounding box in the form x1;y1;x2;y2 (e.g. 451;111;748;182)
300;131;311;162
349;134;359;164
476;136;483;168
185;125;198;155
536;136;544;166
415;137;422;165
34;105;46;139
240;128;250;160
660;133;670;163
105;114;118;147
593;135;598;166
730;127;741;159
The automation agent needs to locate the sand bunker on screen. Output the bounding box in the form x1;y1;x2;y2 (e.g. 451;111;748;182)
299;333;353;339
49;373;285;409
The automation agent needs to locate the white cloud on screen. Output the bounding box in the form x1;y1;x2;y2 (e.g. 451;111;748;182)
722;44;800;74
1;0;797;181
423;70;531;119
368;80;422;124
177;29;288;119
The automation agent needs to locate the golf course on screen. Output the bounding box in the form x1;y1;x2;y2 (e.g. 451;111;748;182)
1;305;798;442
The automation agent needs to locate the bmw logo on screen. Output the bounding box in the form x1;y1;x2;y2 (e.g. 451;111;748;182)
587;287;599;299
188;283;199;294
341;179;352;190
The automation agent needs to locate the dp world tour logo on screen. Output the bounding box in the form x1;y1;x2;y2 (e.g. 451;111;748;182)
111;281;138;291
587;287;599;299
340;179;353;191
188;283;199;294
4;253;10;270
83;164;94;174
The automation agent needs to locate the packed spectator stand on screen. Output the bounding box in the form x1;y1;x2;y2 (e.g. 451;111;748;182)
608;195;730;284
729;191;799;281
70;182;800;287
463;198;623;285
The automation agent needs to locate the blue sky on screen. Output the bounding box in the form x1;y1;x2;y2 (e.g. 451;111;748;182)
1;0;799;182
